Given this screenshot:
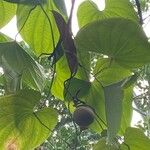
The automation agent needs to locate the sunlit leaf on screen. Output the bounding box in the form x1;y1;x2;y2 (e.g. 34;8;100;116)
76;18;150;69
0;89;58;149
0;0;16;29
51;55;70;100
16;0;59;56
77;0;138;28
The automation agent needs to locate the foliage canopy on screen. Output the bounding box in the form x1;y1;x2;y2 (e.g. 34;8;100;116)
0;0;150;149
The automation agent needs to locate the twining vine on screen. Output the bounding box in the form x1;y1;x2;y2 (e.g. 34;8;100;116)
13;0;135;149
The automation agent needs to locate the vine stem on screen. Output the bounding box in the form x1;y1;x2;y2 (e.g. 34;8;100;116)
135;0;143;24
39;3;55;50
33;112;72;149
15;5;37;41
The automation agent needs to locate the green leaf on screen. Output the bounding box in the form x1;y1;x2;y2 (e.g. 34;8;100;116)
86;80;106;132
0;0;16;28
4;0;46;5
64;78;91;103
0;41;45;91
77;0;138;28
51;53;90;100
64;78;106;132
121;127;150;150
93;138;117;150
93;58;132;86
119;86;133;134
104;81;123;142
51;55;71;100
122;73;139;89
0;89;58;150
1;56;22;93
0;75;5;86
16;0;59;56
75;18;150;69
0;32;13;42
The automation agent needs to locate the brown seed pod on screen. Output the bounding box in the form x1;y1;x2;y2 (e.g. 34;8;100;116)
73;105;95;128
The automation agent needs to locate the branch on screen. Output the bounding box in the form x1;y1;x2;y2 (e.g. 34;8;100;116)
135;0;143;24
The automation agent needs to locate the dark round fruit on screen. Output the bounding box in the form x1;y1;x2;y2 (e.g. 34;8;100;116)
73;105;95;128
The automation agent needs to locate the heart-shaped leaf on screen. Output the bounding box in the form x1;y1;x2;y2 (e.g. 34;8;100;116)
0;89;58;149
16;0;59;56
77;0;138;28
0;0;16;29
75;18;150;69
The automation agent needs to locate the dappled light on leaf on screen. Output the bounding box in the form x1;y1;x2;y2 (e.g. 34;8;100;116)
5;138;19;150
0;89;58;149
16;0;59;56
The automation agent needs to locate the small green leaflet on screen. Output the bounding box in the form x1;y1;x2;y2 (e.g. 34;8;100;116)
0;89;58;150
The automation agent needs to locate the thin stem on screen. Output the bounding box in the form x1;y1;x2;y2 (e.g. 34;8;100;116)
133;107;146;116
135;0;143;24
94;110;107;127
15;5;37;41
33;112;72;149
95;117;104;130
67;0;76;32
39;3;55;50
